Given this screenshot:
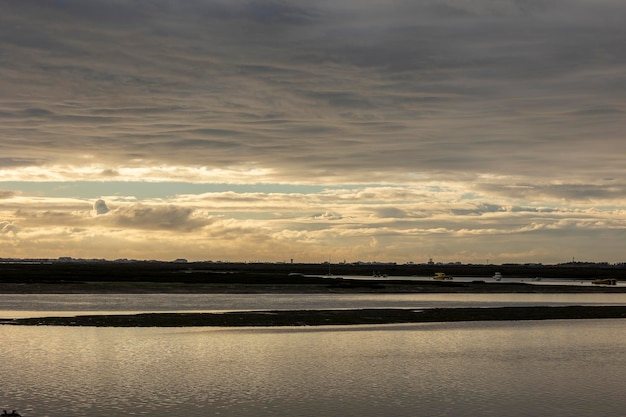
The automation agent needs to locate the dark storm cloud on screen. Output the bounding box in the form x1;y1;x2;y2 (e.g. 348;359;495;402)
0;158;43;168
8;199;208;232
476;181;626;201
93;199;110;215
375;207;410;219
104;204;208;231
1;0;625;184
450;204;505;216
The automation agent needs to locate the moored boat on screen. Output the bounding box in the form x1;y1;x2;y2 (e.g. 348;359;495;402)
433;272;453;280
592;278;617;285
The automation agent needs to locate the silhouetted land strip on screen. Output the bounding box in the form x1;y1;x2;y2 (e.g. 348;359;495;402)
3;306;626;327
4;260;626;279
1;261;626;293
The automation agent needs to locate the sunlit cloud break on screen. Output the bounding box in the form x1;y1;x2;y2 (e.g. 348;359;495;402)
0;164;276;184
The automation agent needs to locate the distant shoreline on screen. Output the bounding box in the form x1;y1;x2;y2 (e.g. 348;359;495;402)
2;262;625;294
4;306;626;327
1;278;626;294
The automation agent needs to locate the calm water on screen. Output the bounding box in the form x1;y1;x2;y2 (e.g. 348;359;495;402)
2;294;626;416
2;320;626;417
2;292;626;319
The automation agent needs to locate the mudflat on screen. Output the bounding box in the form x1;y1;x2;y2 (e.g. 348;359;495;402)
3;306;626;327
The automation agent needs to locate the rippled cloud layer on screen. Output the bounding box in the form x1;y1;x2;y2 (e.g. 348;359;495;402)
0;0;625;263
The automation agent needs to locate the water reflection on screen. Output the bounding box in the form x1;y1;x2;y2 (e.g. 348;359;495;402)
2;320;626;417
3;292;626;319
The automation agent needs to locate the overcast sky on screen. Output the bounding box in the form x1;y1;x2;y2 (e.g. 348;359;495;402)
1;0;625;264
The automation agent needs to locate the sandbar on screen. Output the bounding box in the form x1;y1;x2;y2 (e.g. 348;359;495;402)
3;306;626;327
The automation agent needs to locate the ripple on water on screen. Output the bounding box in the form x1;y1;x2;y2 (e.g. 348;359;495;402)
2;321;626;417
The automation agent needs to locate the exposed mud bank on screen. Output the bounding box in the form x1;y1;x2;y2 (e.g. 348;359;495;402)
4;306;626;327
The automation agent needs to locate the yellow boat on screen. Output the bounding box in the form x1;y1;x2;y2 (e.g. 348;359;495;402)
592;278;617;285
433;272;453;280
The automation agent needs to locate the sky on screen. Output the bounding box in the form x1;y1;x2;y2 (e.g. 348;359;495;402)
0;0;625;264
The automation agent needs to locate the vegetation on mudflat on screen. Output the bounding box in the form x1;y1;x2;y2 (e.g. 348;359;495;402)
4;306;626;327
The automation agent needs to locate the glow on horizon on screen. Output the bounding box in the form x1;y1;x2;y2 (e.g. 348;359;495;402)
1;179;625;264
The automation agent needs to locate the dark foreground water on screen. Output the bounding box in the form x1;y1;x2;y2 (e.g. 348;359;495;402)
2;319;626;417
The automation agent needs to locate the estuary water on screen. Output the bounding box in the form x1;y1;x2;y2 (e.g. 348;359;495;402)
3;292;626;319
2;320;626;417
2;293;626;416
